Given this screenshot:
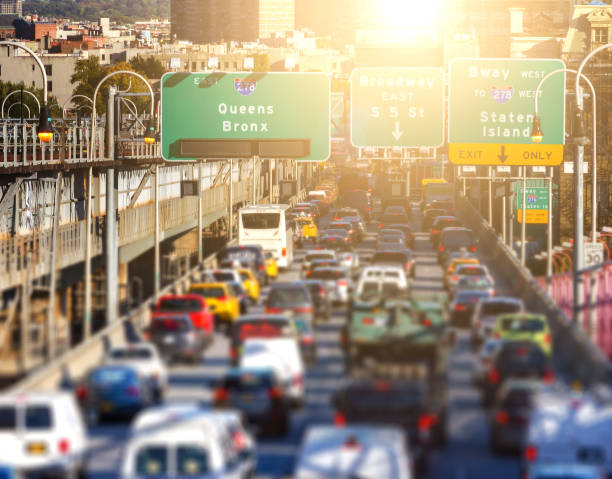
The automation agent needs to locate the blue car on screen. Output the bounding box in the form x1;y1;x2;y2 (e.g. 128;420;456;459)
76;365;155;425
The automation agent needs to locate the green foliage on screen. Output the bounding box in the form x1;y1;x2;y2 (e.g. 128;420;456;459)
23;0;168;23
69;56;152;116
129;55;165;79
0;80;60;119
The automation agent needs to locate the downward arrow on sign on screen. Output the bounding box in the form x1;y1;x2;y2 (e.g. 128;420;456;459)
392;122;403;141
498;145;508;163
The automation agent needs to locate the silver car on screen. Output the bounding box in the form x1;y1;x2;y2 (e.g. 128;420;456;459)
471;297;524;348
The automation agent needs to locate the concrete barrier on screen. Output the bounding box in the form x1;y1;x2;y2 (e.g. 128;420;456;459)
456;194;612;387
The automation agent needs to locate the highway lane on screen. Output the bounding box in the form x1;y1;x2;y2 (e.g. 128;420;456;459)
85;206;523;478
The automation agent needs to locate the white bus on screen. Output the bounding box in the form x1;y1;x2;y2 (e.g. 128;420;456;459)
238;204;294;268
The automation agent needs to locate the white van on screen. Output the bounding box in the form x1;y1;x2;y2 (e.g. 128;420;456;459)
0;392;87;478
238;205;293;268
239;338;305;407
525;387;612;476
123;404;254;479
294;425;413;479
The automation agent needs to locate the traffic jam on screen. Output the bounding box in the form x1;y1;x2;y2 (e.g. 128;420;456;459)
2;166;611;479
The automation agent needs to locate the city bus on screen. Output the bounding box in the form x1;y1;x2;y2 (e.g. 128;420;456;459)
238;205;294;269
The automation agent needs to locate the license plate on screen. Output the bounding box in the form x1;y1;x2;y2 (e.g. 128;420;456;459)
26;442;47;455
101;402;114;413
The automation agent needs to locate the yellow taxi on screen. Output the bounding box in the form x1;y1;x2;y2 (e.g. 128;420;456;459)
237;268;260;303
188;282;240;327
295;216;318;241
494;313;552;356
264;251;278;280
445;257;480;289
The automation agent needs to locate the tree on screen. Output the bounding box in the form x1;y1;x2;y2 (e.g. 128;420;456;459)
0;81;60;119
129;55;165;79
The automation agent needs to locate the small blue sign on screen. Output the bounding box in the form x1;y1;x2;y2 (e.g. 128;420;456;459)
234;79;257;96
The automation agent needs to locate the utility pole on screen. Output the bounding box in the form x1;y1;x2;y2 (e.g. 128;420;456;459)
105;87;118;325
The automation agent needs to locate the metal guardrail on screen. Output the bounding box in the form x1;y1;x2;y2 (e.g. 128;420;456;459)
456;193;612;388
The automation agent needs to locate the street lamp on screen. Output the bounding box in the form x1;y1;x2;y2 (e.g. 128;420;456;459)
0;41;51;143
143;118;156;145
530;116;543;143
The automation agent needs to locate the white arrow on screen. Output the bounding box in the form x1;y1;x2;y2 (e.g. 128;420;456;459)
392;121;403;141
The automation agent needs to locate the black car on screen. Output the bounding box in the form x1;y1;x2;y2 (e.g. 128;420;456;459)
218;245;267;284
438;227;477;264
449;290;492;328
149;315;207;364
379;213;410;230
422;208;449;231
386;223;414;248
371;250;413;276
333;375;448;474
482;341;554;406
214;367;291;436
328;221;359;244
319;229;353;251
302;279;332;321
340;189;370;220
430;216;461;246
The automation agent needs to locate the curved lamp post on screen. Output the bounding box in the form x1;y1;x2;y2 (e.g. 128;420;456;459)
61;94;93;120
7;102;31;118
1;89;41;118
0;41;52;142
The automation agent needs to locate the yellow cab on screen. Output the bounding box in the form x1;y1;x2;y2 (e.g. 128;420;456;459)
295;215;318;241
237;268;260;302
188;282;240;327
264;251;278;280
444;257;480;288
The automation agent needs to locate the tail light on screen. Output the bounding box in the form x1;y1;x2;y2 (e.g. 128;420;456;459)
57;438;70;455
334;411;346;426
439;245;445;251
293;374;304;388
75;385;89;400
366;206;371;211
495;411;509;425
451;275;459;282
268;386;284;400
214;388;229;402
338;280;348;287
218;295;228;301
374;381;391;391
362;317;374;325
421;317;432;327
345;255;351;260
405;262;411;271
266;307;281;314
305;270;312;277
333;217;339;221
379;223;383;228
301;335;314;345
454;304;466;311
126;385;140;397
232;430;248;449
229;347;238;360
258;264;264;271
524;444;538;462
418;413;438;432
544;333;551;344
487;369;500;384
471;246;477;252
295;306;313;313
282;248;287;257
432;229;438;234
343;237;350;242
543;369;554;383
319;286;326;297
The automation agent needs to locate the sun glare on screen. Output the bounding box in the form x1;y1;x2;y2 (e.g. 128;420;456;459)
381;0;442;28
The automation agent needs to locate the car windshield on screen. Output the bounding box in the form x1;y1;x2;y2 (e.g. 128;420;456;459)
158;298;201;312
25;406;52;429
177;446;209;476
241;213;280;229
0;406;16;430
135;446;169;476
190;287;225;298
110;348;153;360
237;321;292;341
152;318;190;332
481;302;521;316
500;317;545;333
268;287;309;305
310;269;346;280
224;372;274;391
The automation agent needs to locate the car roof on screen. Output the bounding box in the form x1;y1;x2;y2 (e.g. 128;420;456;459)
0;391;76;405
441;227;472;233
190;282;227;288
236;314;291;323
301;425;405;448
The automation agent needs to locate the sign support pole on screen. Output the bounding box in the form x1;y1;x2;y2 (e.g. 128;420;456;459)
509;191;514;249
547;167;553;294
488;166;493;225
521;167;527;266
502;194;507;244
197;160;203;263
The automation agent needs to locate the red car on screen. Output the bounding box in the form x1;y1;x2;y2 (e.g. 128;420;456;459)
151;294;214;334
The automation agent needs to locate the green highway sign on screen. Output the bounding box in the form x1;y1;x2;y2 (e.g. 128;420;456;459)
161;72;330;161
513;181;549;224
350;67;444;148
449;58;565;145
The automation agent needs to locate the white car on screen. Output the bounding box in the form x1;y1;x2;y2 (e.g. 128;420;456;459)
525;387;612;476
470;297;524;348
308;267;353;304
294;425;413;479
473;337;502;387
124;403;254;479
0;392;87;478
239;337;305;407
358;265;408;291
104;343;168;400
337;250;360;271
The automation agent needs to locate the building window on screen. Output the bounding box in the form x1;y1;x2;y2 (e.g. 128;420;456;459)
44;64;52;76
31;64;35;71
47;81;52;92
593;26;608;44
101;54;105;60
192;61;196;71
31;80;35;87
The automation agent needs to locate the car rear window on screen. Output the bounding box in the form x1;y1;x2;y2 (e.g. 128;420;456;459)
136;445;169;476
241;213;280;229
457;292;490;303
457;266;486;276
502;389;535;408
92;368;135;384
481;302;521;316
152;318;190;332
237;321;292;341
500;317;545;333
225;372;274;391
382;283;400;296
25;406;52;429
372;252;410;263
309;269;346;280
158;298;201;312
268;287;309;305
190;287;225;298
225;248;258;263
442;230;474;248
212;272;235;282
325;229;348;236
361;282;380;296
177;446;209;476
110;348;153;360
306;253;334;262
0;406;16;429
